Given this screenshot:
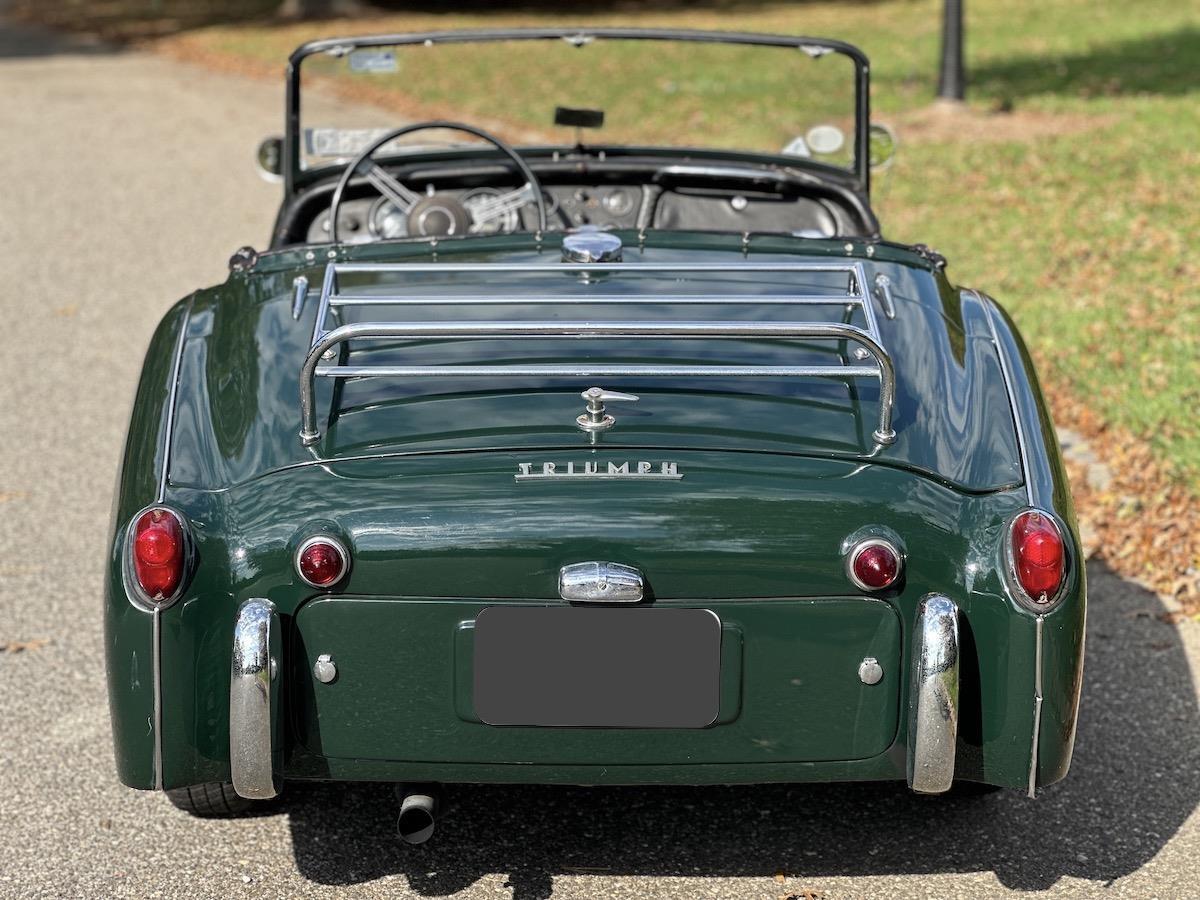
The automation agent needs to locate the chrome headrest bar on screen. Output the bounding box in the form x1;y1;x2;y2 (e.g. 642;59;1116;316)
298;260;896;447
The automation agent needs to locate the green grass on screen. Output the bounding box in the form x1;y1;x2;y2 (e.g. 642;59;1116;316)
165;0;1200;479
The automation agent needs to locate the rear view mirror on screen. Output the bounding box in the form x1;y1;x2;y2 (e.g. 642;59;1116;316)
256;136;284;182
869;123;898;170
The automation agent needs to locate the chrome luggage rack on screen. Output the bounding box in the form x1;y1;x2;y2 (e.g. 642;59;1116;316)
298;259;897;446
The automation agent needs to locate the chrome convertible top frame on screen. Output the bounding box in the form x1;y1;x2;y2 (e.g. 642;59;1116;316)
297;258;897;447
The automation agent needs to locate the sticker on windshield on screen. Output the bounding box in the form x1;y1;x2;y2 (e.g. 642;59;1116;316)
305;127;395;158
806;124;846;155
349;50;397;73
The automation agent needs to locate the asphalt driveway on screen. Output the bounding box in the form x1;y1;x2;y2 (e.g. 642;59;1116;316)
1;16;1199;899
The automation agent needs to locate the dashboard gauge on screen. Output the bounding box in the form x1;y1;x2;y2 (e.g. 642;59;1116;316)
462;187;521;234
369;198;409;239
602;188;634;217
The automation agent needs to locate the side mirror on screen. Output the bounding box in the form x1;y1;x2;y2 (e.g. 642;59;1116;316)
868;123;898;170
256;136;284;183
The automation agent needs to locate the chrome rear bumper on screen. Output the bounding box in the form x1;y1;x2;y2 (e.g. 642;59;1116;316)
230;598;279;800
907;594;960;793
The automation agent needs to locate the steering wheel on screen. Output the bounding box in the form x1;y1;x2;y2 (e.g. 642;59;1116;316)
327;121;547;242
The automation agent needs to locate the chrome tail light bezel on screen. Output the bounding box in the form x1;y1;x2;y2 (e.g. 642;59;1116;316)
122;504;194;611
1003;508;1070;613
294;534;351;589
843;528;906;593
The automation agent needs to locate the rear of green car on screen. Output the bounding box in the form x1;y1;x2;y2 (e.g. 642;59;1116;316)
105;239;1084;821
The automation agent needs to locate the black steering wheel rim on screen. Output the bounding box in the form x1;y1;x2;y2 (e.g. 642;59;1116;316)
327;121;547;242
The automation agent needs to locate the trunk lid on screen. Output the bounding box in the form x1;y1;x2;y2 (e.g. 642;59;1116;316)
168;233;1022;494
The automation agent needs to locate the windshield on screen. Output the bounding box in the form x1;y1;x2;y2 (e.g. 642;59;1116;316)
291;30;866;180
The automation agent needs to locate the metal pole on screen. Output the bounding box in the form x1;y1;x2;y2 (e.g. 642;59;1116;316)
937;0;966;101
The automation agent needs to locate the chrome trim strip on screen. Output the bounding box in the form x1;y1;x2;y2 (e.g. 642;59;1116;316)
559;561;644;603
152;607;163;791
979;291;1034;507
230;598;278;800
151;302;191;791
980;293;1054;798
324;363;881;378
330;293;868;306
157;301;192;504
1028;614;1044;798
908;594;960;794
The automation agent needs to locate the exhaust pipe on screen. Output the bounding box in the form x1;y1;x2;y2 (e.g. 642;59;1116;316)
396;784;440;845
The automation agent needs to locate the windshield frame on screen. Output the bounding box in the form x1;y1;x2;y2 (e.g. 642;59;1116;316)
284;28;871;198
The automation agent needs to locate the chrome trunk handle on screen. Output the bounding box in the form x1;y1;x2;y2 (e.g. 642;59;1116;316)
558;562;644;603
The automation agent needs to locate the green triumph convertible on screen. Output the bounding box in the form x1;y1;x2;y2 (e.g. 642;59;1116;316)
106;28;1084;841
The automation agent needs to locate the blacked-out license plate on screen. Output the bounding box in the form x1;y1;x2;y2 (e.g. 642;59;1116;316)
473;606;721;728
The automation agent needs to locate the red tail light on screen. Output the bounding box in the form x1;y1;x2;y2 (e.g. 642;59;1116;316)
848;539;902;591
1011;510;1065;603
297;537;349;588
132;508;185;601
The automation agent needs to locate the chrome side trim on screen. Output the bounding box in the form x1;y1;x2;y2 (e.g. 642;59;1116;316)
157;301;192;503
230;598;278;800
152;607;163;790
152;301;191;791
559;561;644;603
978;291;1035;508
979;293;1054;798
908;594;960;794
1028;614;1044;798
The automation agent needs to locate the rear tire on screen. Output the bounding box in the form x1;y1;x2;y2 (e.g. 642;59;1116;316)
949;781;1004;797
165;782;262;817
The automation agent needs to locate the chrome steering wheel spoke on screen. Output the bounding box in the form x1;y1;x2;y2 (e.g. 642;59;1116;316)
467;183;536;228
358;161;421;213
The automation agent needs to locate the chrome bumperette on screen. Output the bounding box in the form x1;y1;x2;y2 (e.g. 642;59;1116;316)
908;594;960;794
230;598;279;800
559;561;644;603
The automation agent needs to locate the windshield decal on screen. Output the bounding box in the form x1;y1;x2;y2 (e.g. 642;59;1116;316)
349;49;397;73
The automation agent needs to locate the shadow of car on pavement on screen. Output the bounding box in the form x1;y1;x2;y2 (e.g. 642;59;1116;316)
278;560;1198;897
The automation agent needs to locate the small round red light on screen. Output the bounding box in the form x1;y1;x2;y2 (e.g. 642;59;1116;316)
132;509;184;600
298;539;347;588
1012;511;1065;602
851;542;901;590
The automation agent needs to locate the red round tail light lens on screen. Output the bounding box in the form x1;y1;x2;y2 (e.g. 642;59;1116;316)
132;508;185;601
849;540;902;591
1011;510;1065;603
297;538;348;588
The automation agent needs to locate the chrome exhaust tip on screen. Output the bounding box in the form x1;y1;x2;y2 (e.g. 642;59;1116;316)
396;784;440;845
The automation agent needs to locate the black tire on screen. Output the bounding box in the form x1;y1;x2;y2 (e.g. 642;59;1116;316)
165;782;260;817
949;781;1004;797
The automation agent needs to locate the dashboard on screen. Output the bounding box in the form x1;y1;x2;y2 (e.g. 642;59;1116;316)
303;178;845;243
